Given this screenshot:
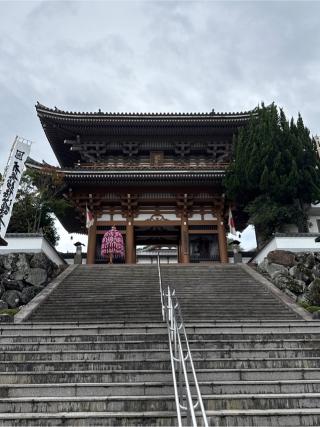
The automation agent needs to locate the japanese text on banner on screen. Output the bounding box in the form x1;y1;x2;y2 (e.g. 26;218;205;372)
0;138;31;240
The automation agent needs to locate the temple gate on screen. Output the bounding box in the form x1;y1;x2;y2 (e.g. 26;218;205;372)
33;103;252;264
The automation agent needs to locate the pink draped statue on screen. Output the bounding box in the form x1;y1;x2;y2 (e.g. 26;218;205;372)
101;226;125;263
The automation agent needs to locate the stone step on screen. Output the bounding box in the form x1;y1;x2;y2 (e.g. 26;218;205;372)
29;315;299;323
5;323;320;335
2;357;320;371
206;408;320;427
34;308;289;315
2;409;320;426
0;341;171;351
30;299;282;305
2;339;319;351
0;411;179;426
1;367;320;383
1;348;320;362
2;393;320;413
0;395;178;413
4;379;320;398
2;332;320;344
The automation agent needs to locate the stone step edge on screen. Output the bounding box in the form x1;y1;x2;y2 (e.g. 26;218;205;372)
1;347;318;355
4;323;318;328
241;264;312;321
2;392;320;403
1;332;320;340
14;265;78;324
2;408;320;420
2;356;320;364
16;319;315;323
2;367;320;375
0;411;178;420
7;320;318;327
4;328;320;335
2;338;319;345
3;379;320;389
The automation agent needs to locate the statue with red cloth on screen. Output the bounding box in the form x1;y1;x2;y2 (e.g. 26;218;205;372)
101;226;125;264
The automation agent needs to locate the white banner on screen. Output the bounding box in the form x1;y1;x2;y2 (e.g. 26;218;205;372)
0;137;32;240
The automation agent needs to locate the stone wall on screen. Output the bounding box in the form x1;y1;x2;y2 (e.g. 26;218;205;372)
0;253;65;309
259;250;320;313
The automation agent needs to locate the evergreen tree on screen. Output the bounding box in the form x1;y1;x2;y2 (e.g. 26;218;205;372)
225;103;320;246
5;170;69;246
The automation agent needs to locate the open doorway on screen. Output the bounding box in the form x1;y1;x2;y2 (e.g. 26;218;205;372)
135;225;179;264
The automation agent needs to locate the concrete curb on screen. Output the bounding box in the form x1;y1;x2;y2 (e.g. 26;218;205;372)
240;264;313;321
14;265;78;324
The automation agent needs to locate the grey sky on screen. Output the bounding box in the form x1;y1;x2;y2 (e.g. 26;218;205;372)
0;0;319;251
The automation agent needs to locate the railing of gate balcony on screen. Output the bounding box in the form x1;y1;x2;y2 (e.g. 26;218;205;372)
157;254;208;427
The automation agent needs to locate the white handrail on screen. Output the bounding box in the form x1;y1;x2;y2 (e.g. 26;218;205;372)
157;252;165;320
157;253;208;426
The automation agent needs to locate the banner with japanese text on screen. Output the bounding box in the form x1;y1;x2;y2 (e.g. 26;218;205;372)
0;137;32;240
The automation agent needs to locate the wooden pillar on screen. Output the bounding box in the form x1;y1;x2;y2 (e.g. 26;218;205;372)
180;216;189;264
217;215;228;263
126;217;135;264
86;217;97;264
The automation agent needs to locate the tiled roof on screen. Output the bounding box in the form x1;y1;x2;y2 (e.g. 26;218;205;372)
35;103;254;168
36;102;255;119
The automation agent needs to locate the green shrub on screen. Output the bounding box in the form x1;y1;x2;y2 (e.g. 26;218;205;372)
0;308;19;316
307;278;320;305
305;306;320;313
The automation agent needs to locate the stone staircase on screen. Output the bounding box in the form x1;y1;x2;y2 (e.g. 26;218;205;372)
27;264;299;322
0;264;319;425
161;264;300;321
1;322;320;425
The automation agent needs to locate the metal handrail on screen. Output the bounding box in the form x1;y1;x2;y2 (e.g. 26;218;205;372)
157;253;164;320
157;253;208;427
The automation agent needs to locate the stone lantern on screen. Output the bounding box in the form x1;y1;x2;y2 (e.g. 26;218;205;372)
74;242;85;264
230;239;242;264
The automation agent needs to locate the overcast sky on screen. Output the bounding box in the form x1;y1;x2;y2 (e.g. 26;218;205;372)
1;0;319;252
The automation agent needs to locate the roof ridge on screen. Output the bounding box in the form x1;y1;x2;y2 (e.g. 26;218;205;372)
35;102;254;117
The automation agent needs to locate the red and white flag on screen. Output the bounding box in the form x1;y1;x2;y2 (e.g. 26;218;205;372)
86;205;94;229
228;207;237;236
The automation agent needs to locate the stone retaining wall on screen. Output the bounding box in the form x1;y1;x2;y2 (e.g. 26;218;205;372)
0;252;66;310
258;250;320;314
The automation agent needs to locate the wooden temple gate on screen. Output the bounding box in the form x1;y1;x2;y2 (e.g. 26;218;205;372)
32;103;252;265
84;191;228;264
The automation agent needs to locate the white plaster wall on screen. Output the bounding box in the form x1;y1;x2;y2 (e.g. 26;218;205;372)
189;214;202;220
0;236;66;265
98;213;127;221
204;213;216;220
228;257;251;264
137;257;178;264
65;257;86;265
252;239;278;264
135;213;153;220
41;239;66;266
253;236;320;264
189;213;217;220
0;237;42;252
98;214;111;221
